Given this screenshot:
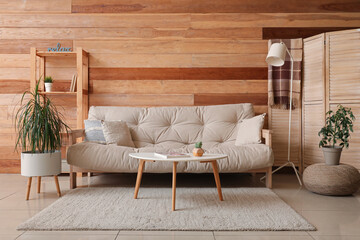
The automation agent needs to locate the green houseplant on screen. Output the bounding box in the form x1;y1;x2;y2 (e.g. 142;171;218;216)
44;76;53;92
318;105;355;165
15;80;69;178
193;141;204;157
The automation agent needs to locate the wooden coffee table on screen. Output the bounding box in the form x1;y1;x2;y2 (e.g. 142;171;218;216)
129;153;227;211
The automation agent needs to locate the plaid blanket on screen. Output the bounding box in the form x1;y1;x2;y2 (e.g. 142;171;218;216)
268;38;303;109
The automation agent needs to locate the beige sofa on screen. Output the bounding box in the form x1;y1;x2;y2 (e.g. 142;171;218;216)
66;103;274;188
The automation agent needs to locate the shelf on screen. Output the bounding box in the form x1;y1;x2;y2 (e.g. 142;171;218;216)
36;52;76;57
39;92;77;95
31;47;89;129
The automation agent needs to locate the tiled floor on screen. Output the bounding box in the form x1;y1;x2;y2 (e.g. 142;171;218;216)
0;172;359;240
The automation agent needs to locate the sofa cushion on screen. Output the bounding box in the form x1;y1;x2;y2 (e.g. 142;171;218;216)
235;113;266;145
67;142;273;173
67;142;186;173
84;120;106;144
101;120;135;148
87;104;254;148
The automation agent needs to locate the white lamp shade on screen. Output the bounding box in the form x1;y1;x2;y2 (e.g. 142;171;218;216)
266;42;287;67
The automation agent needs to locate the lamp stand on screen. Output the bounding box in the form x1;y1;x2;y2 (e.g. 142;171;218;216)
261;46;302;186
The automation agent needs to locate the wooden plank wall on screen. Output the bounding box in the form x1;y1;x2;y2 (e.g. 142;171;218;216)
0;1;359;173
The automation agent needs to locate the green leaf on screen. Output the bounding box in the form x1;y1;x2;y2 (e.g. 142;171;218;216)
195;141;203;148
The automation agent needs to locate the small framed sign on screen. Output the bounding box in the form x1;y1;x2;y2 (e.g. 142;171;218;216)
48;43;72;52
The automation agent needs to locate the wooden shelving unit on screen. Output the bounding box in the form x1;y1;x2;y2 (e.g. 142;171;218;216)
30;47;89;129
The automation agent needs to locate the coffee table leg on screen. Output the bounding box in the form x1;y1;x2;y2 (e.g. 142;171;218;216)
172;161;178;211
211;160;224;201
134;159;145;199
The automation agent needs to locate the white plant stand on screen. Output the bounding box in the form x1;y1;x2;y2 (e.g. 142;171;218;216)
21;151;62;200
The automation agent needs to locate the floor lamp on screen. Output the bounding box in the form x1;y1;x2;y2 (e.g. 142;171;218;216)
261;42;302;186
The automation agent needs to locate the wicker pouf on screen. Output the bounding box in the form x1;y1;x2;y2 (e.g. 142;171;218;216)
303;163;360;196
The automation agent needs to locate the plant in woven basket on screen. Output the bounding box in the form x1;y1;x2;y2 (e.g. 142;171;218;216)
193;141;204;157
318;104;355;165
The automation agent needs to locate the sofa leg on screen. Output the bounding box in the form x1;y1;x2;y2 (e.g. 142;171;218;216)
70;166;77;189
266;167;272;189
70;172;77;189
77;172;86;177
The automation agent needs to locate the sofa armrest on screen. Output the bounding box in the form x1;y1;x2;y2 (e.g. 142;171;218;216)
61;129;85;145
262;129;272;147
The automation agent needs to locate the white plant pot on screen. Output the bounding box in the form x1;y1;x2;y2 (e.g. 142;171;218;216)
21;151;61;177
45;83;53;92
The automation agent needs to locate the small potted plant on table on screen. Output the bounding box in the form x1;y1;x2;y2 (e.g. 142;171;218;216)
193;141;204;157
318;105;355;165
44;76;53;92
15;81;70;200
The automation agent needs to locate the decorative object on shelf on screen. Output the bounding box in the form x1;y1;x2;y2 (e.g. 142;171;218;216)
303;163;360;196
70;73;77;92
48;43;72;52
261;41;303;186
44;76;53;92
15;80;70;200
318;105;355;165
193;141;204;157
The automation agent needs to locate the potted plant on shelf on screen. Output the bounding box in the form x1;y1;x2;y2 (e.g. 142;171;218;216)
44;76;53;92
15;80;70;186
318;105;355;165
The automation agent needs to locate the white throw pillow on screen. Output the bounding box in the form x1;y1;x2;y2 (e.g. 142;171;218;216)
235;114;266;145
101;120;135;148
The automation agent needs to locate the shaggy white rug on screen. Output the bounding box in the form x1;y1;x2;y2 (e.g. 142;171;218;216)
18;187;315;231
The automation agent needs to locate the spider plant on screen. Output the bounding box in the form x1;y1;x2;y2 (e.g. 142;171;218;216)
15;80;70;153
